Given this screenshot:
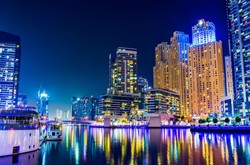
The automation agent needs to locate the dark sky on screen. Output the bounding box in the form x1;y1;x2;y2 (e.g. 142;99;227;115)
0;0;228;117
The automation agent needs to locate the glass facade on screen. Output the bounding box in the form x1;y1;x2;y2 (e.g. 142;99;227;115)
0;32;20;110
71;97;90;120
109;47;138;94
37;89;49;118
227;0;250;116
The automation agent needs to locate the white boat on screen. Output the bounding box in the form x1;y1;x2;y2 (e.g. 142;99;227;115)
0;110;40;157
46;122;62;141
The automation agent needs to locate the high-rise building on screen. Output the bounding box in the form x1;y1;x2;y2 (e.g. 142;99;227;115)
109;47;138;94
56;108;63;120
169;32;190;116
225;56;234;97
89;96;99;120
37;88;49;118
144;88;180;115
138;77;149;109
103;47;140;117
227;0;250;116
63;110;70;120
188;19;225;115
153;43;171;89
0;31;21;110
71;97;89;120
153;32;190;116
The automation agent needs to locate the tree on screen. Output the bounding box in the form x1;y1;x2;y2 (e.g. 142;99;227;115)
213;118;218;124
225;117;230;124
235;116;241;123
198;119;203;124
206;117;211;123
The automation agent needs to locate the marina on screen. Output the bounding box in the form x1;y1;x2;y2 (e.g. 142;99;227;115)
1;125;250;164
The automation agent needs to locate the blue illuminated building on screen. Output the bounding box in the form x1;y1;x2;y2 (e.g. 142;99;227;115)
37;88;49;119
0;31;21;110
89;96;99;120
138;77;149;109
227;0;250;116
72;97;88;120
192;19;216;46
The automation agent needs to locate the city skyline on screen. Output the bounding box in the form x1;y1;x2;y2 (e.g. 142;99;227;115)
0;0;228;116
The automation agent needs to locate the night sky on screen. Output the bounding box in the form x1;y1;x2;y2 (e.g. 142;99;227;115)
0;0;228;117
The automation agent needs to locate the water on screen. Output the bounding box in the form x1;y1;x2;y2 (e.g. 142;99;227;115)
1;125;250;165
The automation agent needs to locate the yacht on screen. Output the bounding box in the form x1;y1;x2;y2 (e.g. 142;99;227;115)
0;110;40;157
46;121;62;141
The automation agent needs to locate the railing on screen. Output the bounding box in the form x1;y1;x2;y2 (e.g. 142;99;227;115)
0;123;39;130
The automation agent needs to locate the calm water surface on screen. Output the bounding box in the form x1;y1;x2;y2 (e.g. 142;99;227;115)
1;125;250;165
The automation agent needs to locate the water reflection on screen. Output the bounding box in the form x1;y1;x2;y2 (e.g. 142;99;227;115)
3;125;250;164
0;150;39;165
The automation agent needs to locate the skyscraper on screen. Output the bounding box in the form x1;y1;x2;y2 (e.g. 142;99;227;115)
227;0;250;116
37;88;49;118
109;47;138;94
138;77;149;109
188;19;225;115
169;32;190;116
153;42;171;89
225;56;234;97
153;32;190;116
89;96;99;120
71;97;89;120
0;31;21;110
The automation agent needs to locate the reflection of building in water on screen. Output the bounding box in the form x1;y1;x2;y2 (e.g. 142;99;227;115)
38;126;250;165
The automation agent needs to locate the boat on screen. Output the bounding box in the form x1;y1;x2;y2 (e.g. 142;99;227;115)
0;110;40;157
46;121;62;141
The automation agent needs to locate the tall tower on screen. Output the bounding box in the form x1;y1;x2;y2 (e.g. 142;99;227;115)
169;31;190;116
227;0;250;117
188;19;225;115
0;31;21;110
153;42;171;89
37;88;49;119
109;47;138;94
225;56;233;97
153;32;190;116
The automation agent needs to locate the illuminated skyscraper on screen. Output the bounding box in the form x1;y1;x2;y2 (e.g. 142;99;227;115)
153;43;170;89
225;56;233;97
89;96;99;120
169;31;190;116
37;88;49;118
71;97;89;120
102;47;140;116
109;47;138;94
138;77;149;109
153;32;189;116
188;19;225;115
0;31;21;110
227;0;250;116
